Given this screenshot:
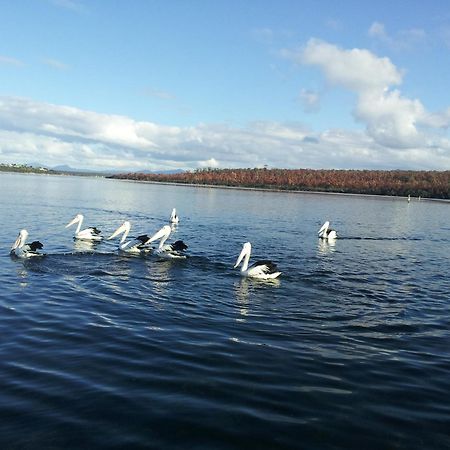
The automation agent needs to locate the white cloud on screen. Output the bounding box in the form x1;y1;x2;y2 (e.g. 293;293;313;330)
282;38;450;152
49;0;87;13
140;88;176;101
325;18;343;31
298;88;321;113
199;158;219;168
368;21;426;51
0;95;449;172
0;55;25;67
299;38;403;91
439;26;450;49
368;22;387;40
42;58;70;71
251;28;275;44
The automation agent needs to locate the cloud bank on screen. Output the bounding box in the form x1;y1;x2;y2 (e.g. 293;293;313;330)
1;39;449;171
283;38;450;160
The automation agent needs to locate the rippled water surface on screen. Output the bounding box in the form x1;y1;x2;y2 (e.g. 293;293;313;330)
1;173;449;449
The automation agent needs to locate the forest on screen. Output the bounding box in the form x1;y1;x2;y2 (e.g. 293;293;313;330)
109;168;450;199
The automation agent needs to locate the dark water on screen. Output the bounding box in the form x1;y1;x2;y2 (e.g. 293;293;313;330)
0;173;449;449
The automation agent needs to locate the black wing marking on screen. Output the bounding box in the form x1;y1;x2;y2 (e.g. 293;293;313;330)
28;241;44;251
135;234;150;244
251;259;278;274
170;240;188;252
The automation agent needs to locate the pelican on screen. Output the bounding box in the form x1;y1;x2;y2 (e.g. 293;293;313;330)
318;221;337;240
107;221;152;254
65;214;102;241
10;229;44;258
233;242;281;279
146;224;187;258
170;208;179;224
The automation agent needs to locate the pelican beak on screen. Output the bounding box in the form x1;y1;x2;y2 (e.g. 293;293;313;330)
234;253;244;269
234;243;249;268
11;234;22;251
108;221;129;240
318;221;330;235
146;225;171;245
11;229;27;250
65;215;80;228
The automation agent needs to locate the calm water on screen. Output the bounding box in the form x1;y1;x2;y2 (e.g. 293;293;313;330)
0;172;449;449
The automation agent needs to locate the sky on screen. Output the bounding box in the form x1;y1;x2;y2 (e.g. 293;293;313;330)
1;0;450;172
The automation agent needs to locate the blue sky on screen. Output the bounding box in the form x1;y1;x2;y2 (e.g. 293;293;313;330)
1;0;450;171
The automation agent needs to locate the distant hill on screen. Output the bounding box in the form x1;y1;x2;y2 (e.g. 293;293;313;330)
52;164;81;172
1;162;185;177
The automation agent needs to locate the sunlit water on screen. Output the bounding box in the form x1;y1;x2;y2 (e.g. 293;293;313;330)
0;173;449;449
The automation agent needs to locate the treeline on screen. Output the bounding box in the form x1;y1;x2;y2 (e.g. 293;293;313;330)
109;168;450;199
0;163;51;174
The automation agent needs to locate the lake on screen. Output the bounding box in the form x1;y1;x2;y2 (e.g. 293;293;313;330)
0;172;449;449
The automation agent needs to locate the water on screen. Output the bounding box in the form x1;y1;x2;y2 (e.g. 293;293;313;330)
0;172;449;449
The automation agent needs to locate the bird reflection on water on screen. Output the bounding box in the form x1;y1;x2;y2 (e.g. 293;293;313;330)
318;238;336;255
234;276;281;319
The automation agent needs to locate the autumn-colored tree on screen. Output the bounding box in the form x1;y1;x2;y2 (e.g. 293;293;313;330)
109;169;450;199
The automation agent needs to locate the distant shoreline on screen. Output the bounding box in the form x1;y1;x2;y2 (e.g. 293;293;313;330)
108;178;450;203
0;167;108;178
3;168;448;203
108;167;449;200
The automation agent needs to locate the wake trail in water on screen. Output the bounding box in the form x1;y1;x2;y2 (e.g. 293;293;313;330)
340;236;423;241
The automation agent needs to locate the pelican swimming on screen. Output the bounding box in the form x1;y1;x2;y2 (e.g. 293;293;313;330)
107;221;152;254
65;214;102;241
10;229;44;258
169;208;179;224
146;224;187;258
233;242;281;279
318;221;337;240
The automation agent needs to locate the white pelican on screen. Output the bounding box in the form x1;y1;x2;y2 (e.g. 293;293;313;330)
146;224;188;258
65;214;102;241
233;242;281;279
10;229;44;258
169;208;179;224
318;221;337;240
107;221;152;254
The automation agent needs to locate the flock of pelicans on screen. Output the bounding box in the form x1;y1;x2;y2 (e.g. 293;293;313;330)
10;208;337;280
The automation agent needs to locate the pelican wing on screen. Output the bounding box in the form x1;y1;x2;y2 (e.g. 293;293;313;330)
28;241;44;251
121;238;152;253
76;227;102;240
250;259;278;274
170;240;188;252
131;235;153;251
135;235;150;244
247;260;281;279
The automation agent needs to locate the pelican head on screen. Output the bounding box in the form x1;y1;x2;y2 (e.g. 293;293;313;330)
170;208;179;224
108;221;131;243
10;229;44;258
147;225;172;247
65;213;101;240
234;242;251;269
11;229;28;251
65;214;83;228
318;221;337;239
233;242;281;279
